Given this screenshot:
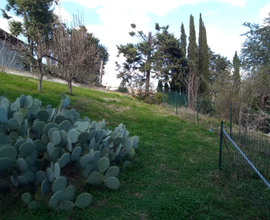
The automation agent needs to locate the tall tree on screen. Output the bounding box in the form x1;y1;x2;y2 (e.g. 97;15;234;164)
186;14;199;109
1;0;59;91
200;24;209;94
180;23;187;57
240;14;270;110
198;13;203;75
154;24;186;91
116;23;182;95
198;14;209;94
233;51;241;92
241;20;270;72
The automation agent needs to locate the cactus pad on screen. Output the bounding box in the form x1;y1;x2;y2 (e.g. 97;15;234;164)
58;201;74;211
17;158;28;172
124;138;133;151
7;118;19;130
67;128;79;143
0;146;17;161
41;179;50;194
54;163;61;179
104;166;119;179
22;192;32;204
52;176;67;193
52;130;61;146
36;110;49;123
71;147;82;162
78;132;89;144
19;142;35;158
34;140;47;152
49;190;64;209
58;153;70;168
0;157;14;170
86;171;103;185
104;177;120;190
75;193;92;209
58;120;71;133
0;107;8;123
36;171;47;184
64;185;76;201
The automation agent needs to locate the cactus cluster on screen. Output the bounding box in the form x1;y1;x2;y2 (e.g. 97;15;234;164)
0;95;139;211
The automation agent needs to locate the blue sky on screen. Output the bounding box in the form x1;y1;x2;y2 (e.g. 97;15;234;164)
0;0;270;86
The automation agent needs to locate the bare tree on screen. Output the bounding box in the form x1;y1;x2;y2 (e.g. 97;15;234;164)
50;14;101;93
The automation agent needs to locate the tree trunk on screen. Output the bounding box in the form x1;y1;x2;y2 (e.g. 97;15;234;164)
145;70;150;95
37;59;43;92
99;59;103;87
68;81;72;93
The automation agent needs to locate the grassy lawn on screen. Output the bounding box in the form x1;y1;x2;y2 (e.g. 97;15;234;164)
0;72;269;220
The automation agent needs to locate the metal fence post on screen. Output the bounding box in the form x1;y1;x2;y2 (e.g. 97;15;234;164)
186;93;187;110
230;101;232;137
162;89;164;107
175;91;178;115
219;121;223;170
197;96;199;123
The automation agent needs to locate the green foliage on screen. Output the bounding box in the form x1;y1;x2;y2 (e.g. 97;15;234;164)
154;92;168;104
117;87;128;93
143;95;156;105
0;94;139;211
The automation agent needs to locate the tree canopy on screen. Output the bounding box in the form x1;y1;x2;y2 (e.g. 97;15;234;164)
116;23;185;94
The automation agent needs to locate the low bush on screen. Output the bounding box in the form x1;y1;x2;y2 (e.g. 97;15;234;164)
117;87;128;93
154;92;168;104
0;94;139;211
143;95;156;105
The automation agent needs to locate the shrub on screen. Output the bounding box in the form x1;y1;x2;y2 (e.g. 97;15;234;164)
117;87;128;93
143;95;156;105
154;92;167;104
0;95;139;211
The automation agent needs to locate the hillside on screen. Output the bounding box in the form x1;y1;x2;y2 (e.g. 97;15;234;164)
0;71;266;220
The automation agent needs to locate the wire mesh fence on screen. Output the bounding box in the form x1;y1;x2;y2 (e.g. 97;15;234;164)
220;122;270;219
160;90;270;218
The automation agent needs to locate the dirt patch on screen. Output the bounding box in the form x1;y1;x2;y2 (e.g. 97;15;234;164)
103;98;120;102
107;105;130;112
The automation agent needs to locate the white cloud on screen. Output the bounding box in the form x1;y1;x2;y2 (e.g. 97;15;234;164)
53;5;72;22
259;3;270;24
203;10;218;16
217;0;247;7
0;18;10;33
205;25;245;60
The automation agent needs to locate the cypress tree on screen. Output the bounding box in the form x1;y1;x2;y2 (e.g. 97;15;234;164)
233;51;241;92
197;14;209;94
198;13;203;75
188;15;197;63
201;24;209;94
180;23;187;57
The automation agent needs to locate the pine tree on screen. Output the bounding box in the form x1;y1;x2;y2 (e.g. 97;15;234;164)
180;23;187;57
233;51;241;92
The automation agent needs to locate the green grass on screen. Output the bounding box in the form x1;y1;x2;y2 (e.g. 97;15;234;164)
0;71;269;220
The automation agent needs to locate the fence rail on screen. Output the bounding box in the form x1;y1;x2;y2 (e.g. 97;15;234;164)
220;121;270;189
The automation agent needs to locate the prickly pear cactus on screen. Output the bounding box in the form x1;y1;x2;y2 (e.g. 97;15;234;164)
0;94;139;211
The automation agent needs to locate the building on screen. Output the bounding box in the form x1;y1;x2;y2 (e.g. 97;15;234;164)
0;28;30;71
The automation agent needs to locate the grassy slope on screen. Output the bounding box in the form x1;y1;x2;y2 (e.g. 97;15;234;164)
0;72;266;220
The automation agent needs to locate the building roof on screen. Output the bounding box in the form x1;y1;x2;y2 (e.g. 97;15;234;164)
0;28;24;45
